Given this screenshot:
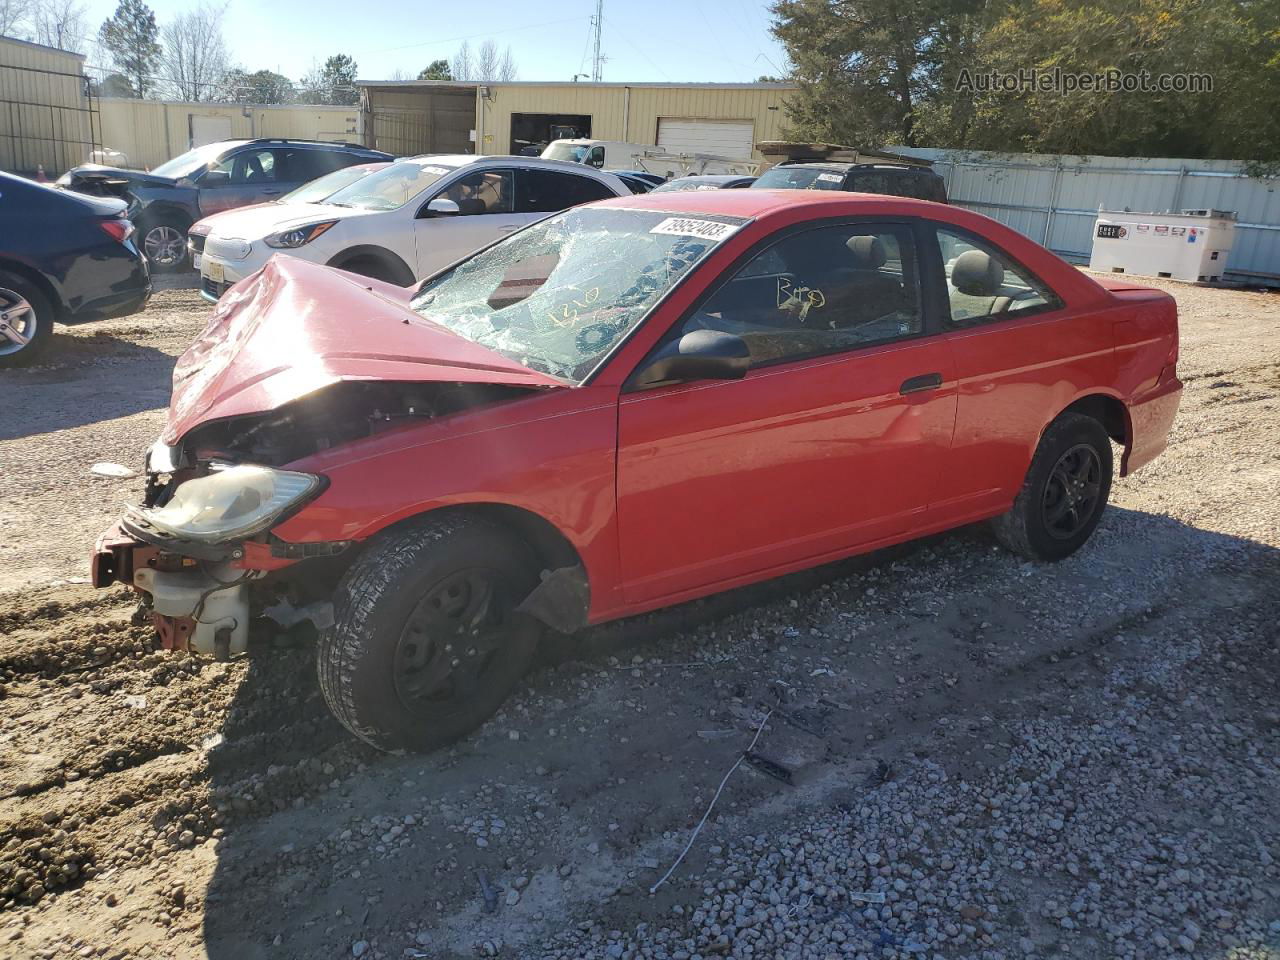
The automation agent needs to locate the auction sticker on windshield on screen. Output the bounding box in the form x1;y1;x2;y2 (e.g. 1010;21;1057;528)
422;166;450;176
649;217;743;241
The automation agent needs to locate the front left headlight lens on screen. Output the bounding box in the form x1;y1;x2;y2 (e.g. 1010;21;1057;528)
126;465;322;543
264;221;338;249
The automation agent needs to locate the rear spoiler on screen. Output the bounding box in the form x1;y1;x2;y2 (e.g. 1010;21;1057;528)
756;141;933;168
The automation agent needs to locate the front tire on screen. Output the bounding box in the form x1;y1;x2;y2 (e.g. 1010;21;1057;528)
140;219;188;271
992;412;1113;562
318;514;541;752
0;273;54;368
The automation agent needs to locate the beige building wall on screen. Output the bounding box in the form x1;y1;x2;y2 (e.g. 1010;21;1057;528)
97;99;360;169
0;36;92;175
476;83;795;159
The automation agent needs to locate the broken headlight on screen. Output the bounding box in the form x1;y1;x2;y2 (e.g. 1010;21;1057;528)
125;464;322;543
264;221;338;249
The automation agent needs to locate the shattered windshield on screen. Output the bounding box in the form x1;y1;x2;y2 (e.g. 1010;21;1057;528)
323;159;456;211
753;166;847;190
152;142;229;180
410;207;747;383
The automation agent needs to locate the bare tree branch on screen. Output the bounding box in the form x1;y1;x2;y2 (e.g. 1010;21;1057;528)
450;40;473;82
160;2;227;102
0;0;31;38
31;0;88;53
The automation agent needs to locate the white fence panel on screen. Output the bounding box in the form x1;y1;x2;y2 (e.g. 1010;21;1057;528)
892;147;1280;286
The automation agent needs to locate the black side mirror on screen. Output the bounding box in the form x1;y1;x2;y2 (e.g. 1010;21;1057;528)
632;329;750;388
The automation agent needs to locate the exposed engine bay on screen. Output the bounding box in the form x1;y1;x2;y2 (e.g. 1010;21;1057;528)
148;379;536;505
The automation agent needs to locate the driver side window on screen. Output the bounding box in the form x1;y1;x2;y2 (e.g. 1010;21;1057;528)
440;170;514;215
685;223;922;368
205;149;278;185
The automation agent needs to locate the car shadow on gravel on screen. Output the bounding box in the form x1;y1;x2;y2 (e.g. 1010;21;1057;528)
195;507;1278;960
0;336;175;441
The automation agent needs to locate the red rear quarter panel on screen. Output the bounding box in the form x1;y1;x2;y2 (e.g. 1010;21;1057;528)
1109;286;1181;473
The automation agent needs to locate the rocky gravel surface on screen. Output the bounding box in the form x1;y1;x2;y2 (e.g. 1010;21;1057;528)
0;273;1277;960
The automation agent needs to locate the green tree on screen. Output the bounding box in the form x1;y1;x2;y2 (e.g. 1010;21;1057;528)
98;0;161;99
771;0;986;147
418;58;451;80
301;53;358;105
100;71;138;97
223;67;294;103
771;0;1280;164
967;0;1280;163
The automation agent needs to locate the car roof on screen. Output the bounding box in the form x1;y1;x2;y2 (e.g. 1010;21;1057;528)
668;174;751;184
773;160;936;174
594;188;948;219
398;154;627;187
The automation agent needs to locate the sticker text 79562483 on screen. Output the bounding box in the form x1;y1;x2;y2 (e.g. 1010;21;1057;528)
649;217;742;242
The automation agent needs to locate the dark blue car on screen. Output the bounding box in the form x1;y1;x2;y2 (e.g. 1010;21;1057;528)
0;171;150;367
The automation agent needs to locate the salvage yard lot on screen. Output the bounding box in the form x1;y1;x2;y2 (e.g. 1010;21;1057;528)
0;274;1277;959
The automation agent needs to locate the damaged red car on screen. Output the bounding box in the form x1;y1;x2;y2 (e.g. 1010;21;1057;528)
92;190;1182;751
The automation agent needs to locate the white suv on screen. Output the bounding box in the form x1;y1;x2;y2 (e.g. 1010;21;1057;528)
197;155;630;300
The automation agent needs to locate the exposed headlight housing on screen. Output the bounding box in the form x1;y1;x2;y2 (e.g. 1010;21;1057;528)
125;464;322;543
146;439;186;474
264;221;338;249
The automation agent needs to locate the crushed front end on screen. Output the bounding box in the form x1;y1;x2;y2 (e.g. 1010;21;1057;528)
91;441;333;658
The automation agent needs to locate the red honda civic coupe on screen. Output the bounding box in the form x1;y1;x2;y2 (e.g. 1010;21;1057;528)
92;190;1181;751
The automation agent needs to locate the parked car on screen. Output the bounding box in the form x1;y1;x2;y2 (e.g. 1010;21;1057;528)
612;170;667;194
753;158;947;202
652;174;756;192
544;139;754;177
57;139;393;271
91;190;1181;752
542;138;655;169
195;155;632;301
0;171;150;367
187;161;390;272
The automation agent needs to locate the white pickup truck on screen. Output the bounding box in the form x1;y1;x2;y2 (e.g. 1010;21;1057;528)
542;139;758;178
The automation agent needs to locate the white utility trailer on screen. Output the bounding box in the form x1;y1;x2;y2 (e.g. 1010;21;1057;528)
1089;209;1236;283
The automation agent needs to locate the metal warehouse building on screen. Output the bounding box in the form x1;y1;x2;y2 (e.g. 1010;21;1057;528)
357;80;797;161
0;35;97;176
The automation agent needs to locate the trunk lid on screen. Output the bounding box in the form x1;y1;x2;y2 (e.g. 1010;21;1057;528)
1093;274;1174;299
163;257;567;444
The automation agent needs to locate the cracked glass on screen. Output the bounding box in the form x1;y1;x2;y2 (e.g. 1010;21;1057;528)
410;207;747;382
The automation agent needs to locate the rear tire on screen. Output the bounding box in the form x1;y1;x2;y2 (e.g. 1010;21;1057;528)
992;412;1113;562
318;513;541;752
0;272;54;368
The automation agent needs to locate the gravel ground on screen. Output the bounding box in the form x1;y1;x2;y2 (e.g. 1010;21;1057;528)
0;272;1277;960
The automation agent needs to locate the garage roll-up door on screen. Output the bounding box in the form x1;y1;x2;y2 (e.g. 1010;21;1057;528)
190;115;233;148
657;119;755;160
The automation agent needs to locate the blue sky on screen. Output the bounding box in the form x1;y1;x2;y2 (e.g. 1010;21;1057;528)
78;0;790;85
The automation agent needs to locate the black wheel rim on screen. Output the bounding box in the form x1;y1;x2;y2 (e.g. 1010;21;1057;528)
1042;443;1103;540
393;568;511;717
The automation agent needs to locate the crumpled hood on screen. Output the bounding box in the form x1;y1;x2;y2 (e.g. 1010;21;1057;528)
163;257;566;445
201;201;372;241
67;163;176;187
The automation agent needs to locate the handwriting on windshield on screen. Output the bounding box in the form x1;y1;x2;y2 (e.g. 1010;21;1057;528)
777;278;826;320
547;287;601;327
